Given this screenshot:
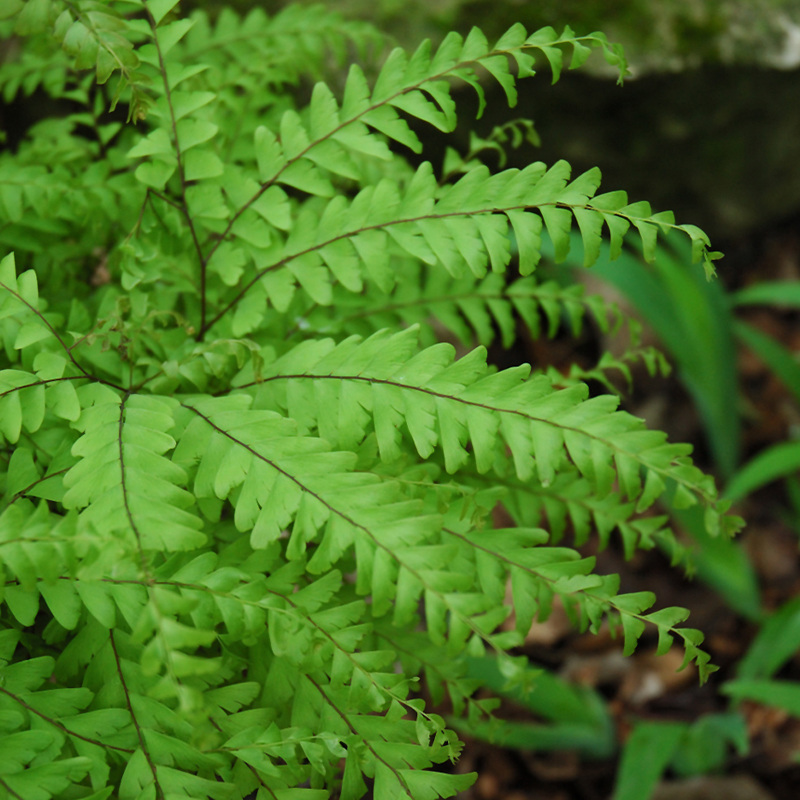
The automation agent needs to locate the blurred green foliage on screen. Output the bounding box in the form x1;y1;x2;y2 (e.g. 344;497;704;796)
196;0;800;70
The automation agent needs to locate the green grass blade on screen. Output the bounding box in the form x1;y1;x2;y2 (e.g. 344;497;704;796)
731;281;800;309
733;319;800;404
457;718;616;757
465;656;607;724
611;722;687;800
457;657;616;757
670;713;749;777
722;679;800;716
737;596;800;680
725;440;800;503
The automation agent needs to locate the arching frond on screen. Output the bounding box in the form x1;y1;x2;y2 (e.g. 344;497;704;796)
228;327;728;531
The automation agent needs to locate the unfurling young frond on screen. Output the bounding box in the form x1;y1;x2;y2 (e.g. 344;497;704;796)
0;3;740;799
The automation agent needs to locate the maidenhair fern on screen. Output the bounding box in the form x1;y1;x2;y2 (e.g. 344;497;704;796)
0;2;741;799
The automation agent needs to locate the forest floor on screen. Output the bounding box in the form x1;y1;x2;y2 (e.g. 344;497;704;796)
450;213;800;800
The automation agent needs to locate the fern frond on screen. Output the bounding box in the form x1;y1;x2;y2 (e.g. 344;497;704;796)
0;130;137;275
542;346;672;395
204;160;715;334
376;625;491;719
305;264;624;351
468;465;689;563
173;395;440;564
442;119;542;180
228;327;723;524
0;32;72;104
441;516;716;682
183;4;386;82
62;391;205;552
0;0;152;119
172;396;627;675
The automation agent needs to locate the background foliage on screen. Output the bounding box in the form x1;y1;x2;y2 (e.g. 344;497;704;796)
254;0;800;71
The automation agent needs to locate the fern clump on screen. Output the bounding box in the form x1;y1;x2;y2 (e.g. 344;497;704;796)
0;2;741;798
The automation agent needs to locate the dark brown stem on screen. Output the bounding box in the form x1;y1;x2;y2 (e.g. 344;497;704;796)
143;1;208;337
110;629;164;800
